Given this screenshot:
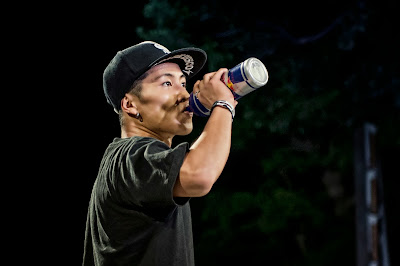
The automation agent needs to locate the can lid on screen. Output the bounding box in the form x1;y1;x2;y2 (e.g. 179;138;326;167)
244;58;269;87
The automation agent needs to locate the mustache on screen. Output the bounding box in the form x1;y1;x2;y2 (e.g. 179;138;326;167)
174;97;189;107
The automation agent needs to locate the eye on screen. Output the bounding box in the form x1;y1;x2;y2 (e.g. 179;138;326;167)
181;82;186;88
162;81;172;87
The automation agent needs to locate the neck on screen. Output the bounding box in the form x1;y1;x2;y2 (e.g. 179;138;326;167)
121;124;173;147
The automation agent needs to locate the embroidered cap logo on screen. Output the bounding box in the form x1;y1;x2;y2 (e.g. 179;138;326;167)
153;43;170;54
157;54;195;76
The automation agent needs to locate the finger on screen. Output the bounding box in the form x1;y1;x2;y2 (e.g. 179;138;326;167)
192;80;200;92
197;78;205;92
210;68;228;81
202;71;216;81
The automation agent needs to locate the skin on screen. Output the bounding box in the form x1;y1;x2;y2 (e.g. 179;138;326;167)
120;62;237;197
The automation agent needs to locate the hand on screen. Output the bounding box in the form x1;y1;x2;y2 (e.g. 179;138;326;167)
193;68;238;110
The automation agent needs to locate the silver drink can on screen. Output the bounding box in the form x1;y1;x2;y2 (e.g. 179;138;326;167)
187;57;269;117
221;57;269;100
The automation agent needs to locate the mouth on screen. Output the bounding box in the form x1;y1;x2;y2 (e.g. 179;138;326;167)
183;103;193;116
178;102;193;117
175;99;193;116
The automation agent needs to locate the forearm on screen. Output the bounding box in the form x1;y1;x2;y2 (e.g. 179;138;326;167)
189;107;232;178
178;107;232;196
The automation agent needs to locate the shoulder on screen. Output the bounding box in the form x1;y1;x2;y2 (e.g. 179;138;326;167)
110;137;188;157
110;136;168;151
106;137;189;162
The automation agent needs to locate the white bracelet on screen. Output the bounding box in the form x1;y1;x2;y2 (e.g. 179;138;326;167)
211;100;235;121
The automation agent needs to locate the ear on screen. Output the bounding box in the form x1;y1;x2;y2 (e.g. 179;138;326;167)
120;93;139;117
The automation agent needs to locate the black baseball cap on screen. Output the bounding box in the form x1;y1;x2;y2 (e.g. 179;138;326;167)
103;41;207;112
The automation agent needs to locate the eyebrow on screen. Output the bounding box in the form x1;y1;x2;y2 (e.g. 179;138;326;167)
150;73;186;83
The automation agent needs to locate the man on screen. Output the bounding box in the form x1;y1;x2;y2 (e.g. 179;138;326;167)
83;41;237;265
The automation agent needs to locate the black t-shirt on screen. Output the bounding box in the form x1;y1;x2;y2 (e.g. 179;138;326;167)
83;137;193;266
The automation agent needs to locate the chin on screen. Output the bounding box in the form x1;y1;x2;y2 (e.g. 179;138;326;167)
177;124;193;136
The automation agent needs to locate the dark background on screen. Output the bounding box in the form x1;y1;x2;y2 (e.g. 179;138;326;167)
27;0;399;265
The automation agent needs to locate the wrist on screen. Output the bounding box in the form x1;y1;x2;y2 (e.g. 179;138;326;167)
211;100;235;121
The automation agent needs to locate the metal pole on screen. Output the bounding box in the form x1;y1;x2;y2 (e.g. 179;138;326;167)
354;122;390;266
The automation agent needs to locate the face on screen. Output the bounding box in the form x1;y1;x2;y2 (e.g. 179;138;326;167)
135;62;193;138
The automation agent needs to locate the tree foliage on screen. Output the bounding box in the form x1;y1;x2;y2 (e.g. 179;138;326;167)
136;0;399;264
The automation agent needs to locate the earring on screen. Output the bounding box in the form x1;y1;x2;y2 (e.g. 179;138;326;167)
135;112;143;122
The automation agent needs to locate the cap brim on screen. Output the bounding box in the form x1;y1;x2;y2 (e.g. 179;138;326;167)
148;47;207;80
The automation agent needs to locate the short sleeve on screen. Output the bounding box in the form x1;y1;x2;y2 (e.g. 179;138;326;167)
115;138;190;219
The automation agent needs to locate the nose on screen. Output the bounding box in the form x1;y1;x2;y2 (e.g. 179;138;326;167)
175;84;190;104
